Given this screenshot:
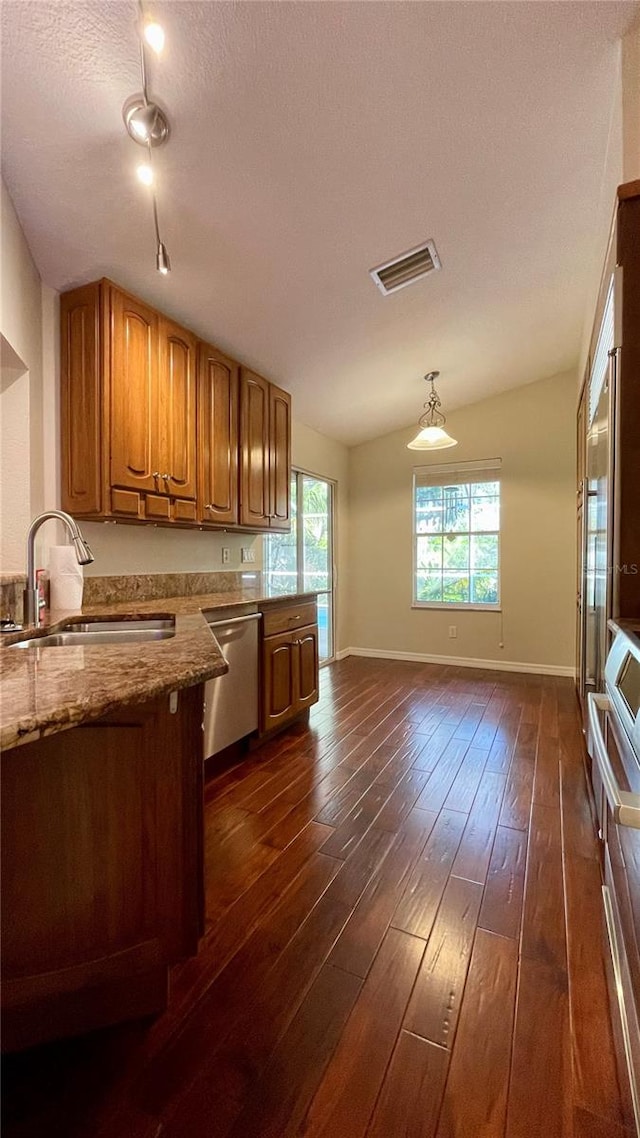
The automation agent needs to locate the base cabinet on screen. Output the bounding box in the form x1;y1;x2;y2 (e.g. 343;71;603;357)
0;686;204;1052
259;599;319;734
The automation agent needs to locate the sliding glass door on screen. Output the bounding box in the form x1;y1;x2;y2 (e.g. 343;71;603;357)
264;471;335;663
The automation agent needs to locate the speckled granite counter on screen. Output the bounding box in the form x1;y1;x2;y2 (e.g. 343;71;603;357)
0;589;316;751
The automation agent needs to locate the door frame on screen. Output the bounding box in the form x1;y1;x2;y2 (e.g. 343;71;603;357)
265;467;337;666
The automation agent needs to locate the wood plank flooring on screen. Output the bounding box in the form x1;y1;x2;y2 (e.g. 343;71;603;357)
2;656;633;1138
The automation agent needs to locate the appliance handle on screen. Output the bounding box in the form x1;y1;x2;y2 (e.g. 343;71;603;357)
587;692;640;829
206;612;262;630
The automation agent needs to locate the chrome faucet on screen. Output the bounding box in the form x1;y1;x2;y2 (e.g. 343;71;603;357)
23;510;94;627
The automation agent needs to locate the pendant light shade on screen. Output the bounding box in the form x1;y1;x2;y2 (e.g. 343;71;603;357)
407;372;457;450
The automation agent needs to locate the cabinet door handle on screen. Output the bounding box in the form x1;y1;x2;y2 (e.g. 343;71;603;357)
162;473;171;481
204;503;215;511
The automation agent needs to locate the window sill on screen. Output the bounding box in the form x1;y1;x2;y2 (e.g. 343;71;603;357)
411;603;502;612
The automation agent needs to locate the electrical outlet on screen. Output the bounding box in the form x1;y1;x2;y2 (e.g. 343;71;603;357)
448;625;457;639
221;547;230;565
241;547;256;564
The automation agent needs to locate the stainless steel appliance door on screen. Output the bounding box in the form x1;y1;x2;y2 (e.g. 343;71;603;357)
584;358;615;697
587;689;640;1133
203;613;260;758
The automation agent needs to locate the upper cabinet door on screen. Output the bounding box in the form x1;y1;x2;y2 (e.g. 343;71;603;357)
110;288;159;493
239;368;270;528
159;319;197;500
197;343;239;525
269;383;291;529
60;282;102;515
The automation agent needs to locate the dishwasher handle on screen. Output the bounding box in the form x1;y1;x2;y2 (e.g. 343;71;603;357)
206;612;262;630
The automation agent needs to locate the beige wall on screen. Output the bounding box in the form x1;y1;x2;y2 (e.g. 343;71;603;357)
622;11;640;181
347;370;577;674
578;13;640;384
291;419;350;655
1;180;44;569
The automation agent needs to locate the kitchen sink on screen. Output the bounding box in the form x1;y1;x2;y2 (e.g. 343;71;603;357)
9;618;176;649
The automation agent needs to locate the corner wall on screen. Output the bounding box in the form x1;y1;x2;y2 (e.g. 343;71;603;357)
346;370;577;673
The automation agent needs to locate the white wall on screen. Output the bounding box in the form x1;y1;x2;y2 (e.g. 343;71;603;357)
347;370;577;673
291;420;350;655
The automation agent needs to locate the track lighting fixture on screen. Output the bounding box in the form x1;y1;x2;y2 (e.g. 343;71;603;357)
156;241;171;275
143;20;165;54
136;162;154;186
122;4;172;274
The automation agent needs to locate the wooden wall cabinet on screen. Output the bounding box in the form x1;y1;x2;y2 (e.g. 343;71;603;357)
61;279;291;533
240;369;291;530
198;342;239;525
1;686;204;1052
259;598;319;734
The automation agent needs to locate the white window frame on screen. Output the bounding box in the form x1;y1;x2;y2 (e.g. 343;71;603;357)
412;458;502;612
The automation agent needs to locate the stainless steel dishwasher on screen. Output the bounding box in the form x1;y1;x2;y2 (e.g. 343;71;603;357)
203;612;261;758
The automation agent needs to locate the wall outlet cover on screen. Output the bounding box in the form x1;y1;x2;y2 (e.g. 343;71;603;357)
222;547;230;564
241;547;256;563
448;625;457;639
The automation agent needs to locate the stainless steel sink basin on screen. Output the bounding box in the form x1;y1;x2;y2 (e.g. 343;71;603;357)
9;618;176;649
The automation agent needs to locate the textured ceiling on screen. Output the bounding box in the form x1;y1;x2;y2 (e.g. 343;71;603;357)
1;1;637;444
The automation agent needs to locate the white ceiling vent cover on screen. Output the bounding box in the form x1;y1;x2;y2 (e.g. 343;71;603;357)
370;239;442;295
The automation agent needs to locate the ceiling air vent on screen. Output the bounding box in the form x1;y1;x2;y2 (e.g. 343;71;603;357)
369;239;441;296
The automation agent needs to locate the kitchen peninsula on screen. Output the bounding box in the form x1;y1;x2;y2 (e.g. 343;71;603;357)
0;573;319;1052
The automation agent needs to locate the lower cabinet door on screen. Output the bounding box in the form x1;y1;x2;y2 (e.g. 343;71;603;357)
296;625;319;710
262;632;297;731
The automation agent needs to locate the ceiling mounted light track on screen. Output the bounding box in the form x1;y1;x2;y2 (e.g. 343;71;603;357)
122;3;172;275
123;97;170;148
407;372;458;450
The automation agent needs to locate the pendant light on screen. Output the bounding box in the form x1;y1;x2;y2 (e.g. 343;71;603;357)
407;371;457;450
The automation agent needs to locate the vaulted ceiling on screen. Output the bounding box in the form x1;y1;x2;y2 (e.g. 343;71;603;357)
1;1;636;443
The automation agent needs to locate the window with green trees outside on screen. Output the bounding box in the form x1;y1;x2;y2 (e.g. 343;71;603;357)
413;478;500;608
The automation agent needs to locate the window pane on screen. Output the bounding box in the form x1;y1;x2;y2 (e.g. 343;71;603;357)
417;535;442;569
443;534;469;570
264;475;297;595
471;480;499;497
471;572;499;604
443;572;470;603
302;476;329;592
442;485;469;533
316;593;330;661
416;486;444;534
414;477;500;607
416;571;442;603
471;534;498;569
471;495;499;532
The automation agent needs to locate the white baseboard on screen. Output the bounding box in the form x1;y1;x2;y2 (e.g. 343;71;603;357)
338;646;575;678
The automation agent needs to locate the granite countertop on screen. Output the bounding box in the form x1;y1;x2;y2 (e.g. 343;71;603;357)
0;589;317;751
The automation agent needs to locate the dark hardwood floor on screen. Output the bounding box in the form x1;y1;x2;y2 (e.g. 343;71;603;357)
2;657;632;1137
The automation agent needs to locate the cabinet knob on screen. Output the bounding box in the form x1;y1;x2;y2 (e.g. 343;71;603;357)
204;504;215;511
152;472;160;479
162;473;171;481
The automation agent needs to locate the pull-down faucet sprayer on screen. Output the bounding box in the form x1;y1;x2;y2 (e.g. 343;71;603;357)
23;511;94;627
